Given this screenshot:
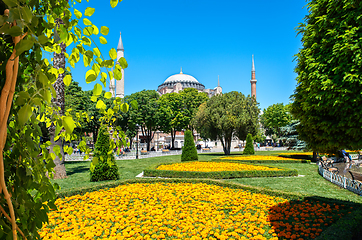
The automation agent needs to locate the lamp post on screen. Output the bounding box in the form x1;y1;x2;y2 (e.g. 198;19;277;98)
135;124;139;159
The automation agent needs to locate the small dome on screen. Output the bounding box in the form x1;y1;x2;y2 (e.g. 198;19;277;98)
157;68;205;93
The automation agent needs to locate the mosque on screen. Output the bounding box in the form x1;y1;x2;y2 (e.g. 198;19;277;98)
109;32;257;99
109;32;258;150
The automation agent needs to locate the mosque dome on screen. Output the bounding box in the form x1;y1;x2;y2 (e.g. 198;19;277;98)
157;68;205;93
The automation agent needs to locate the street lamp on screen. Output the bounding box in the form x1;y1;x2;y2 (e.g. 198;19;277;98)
135;124;139;159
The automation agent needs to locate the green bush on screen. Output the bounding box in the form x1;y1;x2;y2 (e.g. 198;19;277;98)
90;125;119;182
243;133;255;155
181;130;198;161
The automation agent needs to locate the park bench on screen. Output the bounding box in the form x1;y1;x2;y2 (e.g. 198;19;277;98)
162;149;169;153
348;170;362;182
140;150;148;155
320;156;339;174
265;147;273;151
202;148;211;152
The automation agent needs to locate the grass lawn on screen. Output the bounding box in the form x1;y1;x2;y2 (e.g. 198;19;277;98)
54;151;362;204
50;151;362;239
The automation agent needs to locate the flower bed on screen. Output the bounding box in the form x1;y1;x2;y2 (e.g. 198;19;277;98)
144;161;297;179
215;155;311;163
39;182;352;240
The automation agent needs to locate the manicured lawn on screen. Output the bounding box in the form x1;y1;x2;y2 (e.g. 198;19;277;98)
54;151;362;204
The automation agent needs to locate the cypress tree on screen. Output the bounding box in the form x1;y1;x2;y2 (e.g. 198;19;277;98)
243;133;255;155
90;125;119;181
181;130;198;161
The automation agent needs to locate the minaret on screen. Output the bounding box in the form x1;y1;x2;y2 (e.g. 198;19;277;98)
110;32;125;98
250;55;257;99
116;32;125;98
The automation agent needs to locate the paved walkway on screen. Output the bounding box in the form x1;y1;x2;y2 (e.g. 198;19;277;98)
65;147;288;161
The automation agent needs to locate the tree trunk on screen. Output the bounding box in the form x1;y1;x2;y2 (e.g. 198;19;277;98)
171;129;176;149
50;27;67;179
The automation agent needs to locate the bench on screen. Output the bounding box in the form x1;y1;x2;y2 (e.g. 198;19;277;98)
140;150;148;155
265;147;273;151
348;170;362;182
202;148;211;152
162;149;169;153
320;156;339;174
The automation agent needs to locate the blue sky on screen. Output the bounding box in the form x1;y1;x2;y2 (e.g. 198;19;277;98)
62;0;309;110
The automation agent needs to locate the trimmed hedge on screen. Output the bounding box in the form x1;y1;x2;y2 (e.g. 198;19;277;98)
243;133;255;155
181;130;198;161
143;162;298;179
212;158;311;164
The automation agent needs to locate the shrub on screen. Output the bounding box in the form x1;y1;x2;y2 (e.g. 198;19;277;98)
90;125;119;181
181;130;198;161
243;133;255;155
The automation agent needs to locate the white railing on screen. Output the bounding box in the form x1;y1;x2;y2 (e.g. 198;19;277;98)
319;165;362;195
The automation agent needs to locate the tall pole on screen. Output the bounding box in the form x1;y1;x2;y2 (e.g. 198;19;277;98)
136;125;139;159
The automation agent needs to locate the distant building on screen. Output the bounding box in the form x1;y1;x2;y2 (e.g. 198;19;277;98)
157;68;222;97
110;32;125;98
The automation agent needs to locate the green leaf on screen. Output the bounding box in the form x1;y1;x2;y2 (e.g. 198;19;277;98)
96;100;106;109
104;92;112;99
63;75;72;86
121;103;129;113
74;9;82;18
66;146;74;155
53;145;61;158
21;6;33;23
93;83;102;96
84;7;95;17
109;48;117;60
91;95;98;102
38;72;48;85
101;26;109;35
93;47;101;57
63;116;75;133
38;34;49;44
83;27;93;36
7;26;22;37
85;69;97;83
18;104;32;125
110;0;118;8
15;39;34;57
118;57;128;69
83;18;92;26
3;0;17;7
130;100;138;110
99;36;107;44
113;65;122;80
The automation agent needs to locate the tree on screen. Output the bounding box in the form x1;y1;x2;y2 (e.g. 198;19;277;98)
179;88;208;130
126;90;159;151
261;103;292;138
158;92;187;149
90;125;119;181
193;91;260;155
181;130;198;161
243;133;255;155
291;0;362;154
0;0;127;238
280;120;307;151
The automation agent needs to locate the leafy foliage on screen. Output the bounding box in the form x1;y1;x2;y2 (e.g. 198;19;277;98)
0;0;127;238
125;90;160;151
181;130;198;161
280;120;307;151
193;91;260;155
291;0;362;154
90;125;119;182
243;133;255;155
261;103;292;138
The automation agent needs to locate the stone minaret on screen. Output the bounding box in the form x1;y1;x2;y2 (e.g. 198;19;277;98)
110;32;125;98
250;55;257;99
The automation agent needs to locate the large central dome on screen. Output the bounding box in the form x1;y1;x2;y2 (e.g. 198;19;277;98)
157;69;205;93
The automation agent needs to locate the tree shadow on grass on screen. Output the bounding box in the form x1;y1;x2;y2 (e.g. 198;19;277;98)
66;166;89;176
268;196;362;240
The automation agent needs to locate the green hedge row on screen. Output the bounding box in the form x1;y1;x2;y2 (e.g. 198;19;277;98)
212;158;311;163
57;178;303;200
143;164;298;179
